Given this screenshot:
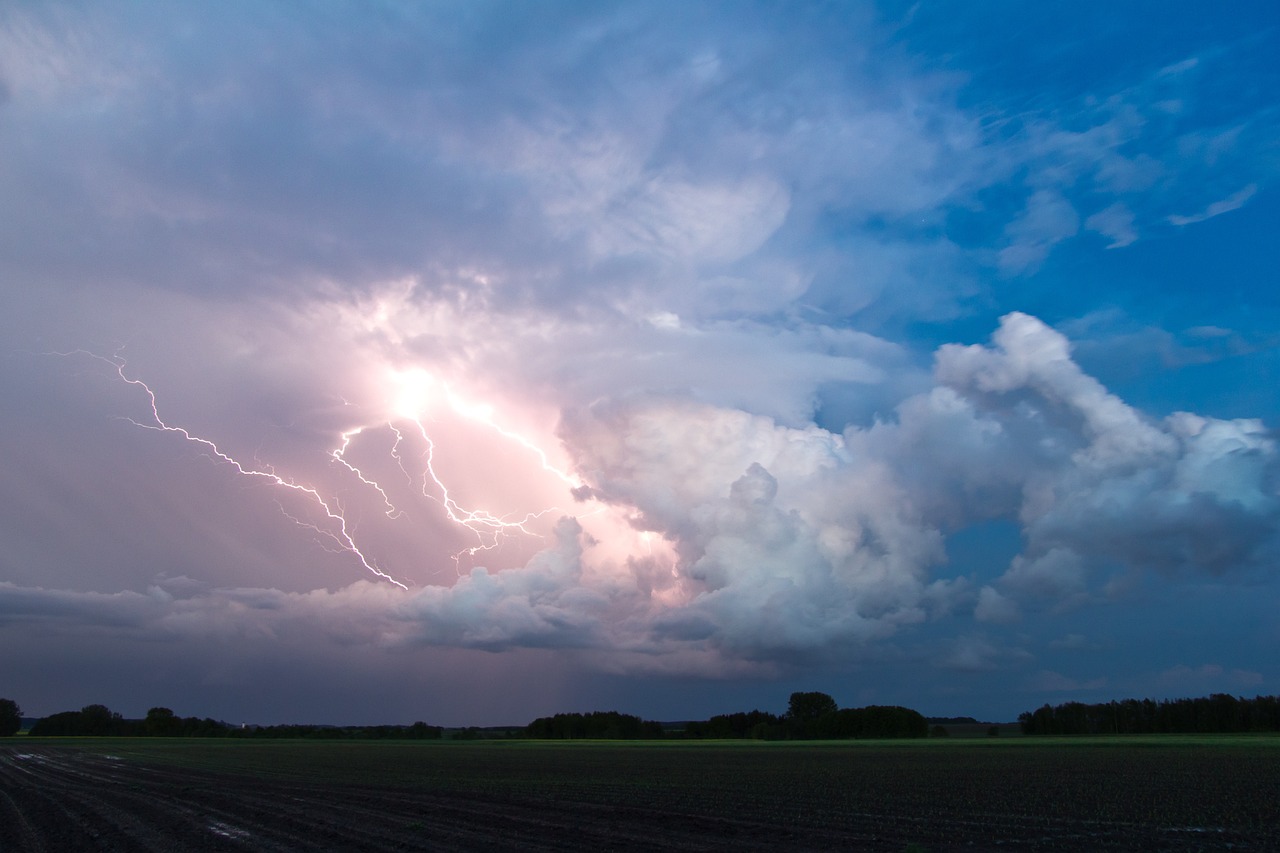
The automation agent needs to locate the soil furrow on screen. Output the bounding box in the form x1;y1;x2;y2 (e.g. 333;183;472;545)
2;742;1276;852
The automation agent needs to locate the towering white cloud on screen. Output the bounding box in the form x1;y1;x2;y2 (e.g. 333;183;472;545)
927;314;1279;584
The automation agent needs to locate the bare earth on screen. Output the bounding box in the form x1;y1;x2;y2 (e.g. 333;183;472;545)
2;741;1277;851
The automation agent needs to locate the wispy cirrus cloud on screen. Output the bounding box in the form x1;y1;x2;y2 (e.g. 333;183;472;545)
1167;183;1258;226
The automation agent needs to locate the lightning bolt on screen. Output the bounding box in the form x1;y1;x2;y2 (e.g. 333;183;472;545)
60;350;411;589
331;426;403;519
406;417;559;570
383;366;589;571
437;386;580;489
60;350;585;588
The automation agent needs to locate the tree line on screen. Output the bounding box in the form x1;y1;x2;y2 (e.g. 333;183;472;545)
526;692;929;740
11;693;1280;740
524;710;666;739
1019;694;1280;735
3;692;929;740
684;692;928;740
16;703;442;740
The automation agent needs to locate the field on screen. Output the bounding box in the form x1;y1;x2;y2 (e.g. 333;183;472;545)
2;736;1278;851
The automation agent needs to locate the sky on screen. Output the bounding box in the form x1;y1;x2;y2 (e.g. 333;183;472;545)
2;1;1278;727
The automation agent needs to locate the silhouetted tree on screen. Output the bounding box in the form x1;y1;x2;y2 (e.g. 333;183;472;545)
787;691;838;721
145;707;180;737
0;698;21;737
79;704;120;736
406;721;444;739
786;691;838;738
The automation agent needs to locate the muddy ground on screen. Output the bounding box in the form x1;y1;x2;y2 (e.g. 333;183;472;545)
1;741;1276;851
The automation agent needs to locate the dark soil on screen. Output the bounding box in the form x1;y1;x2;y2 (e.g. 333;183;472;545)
1;740;1277;851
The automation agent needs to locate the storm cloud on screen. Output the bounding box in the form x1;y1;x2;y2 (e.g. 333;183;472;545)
2;1;1277;724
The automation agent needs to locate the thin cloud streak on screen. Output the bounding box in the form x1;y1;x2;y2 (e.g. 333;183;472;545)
1167;183;1258;226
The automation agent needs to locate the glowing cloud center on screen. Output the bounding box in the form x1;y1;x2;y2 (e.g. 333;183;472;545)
390;367;438;421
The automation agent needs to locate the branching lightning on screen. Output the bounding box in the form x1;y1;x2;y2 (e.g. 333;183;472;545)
406;417;559;567
64;350;587;589
386;367;585;569
331;426;403;519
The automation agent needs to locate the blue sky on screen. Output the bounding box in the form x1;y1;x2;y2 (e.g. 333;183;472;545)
1;1;1277;726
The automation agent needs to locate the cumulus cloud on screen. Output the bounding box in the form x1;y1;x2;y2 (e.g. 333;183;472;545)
1002;549;1087;603
561;396;946;658
932;313;1279;581
974;586;1020;623
396;518;610;651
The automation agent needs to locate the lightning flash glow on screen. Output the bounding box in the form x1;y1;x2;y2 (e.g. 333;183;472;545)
66;350;621;590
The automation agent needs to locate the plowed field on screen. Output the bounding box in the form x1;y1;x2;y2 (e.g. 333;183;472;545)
2;738;1277;851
